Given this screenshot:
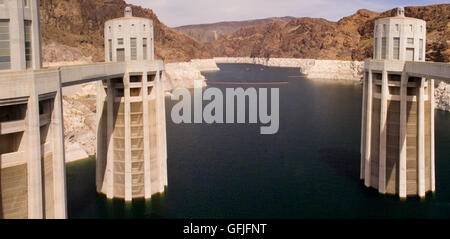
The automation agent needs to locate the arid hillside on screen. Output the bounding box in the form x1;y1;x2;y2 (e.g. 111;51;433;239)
175;16;295;43
207;4;450;62
40;2;449;63
40;0;211;62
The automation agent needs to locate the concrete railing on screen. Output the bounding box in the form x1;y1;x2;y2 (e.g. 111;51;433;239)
59;62;127;87
364;60;450;82
58;60;165;87
125;60;164;72
364;59;407;70
1;60;165;101
404;61;450;81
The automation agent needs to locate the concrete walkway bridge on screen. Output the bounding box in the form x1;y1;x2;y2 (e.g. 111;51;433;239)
404;61;450;82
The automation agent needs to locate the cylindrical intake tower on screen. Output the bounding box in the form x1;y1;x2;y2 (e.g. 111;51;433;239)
361;7;434;198
104;7;154;62
96;7;167;201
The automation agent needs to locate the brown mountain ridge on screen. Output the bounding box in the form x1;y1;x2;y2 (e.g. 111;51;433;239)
40;1;449;63
207;4;450;62
175;16;296;43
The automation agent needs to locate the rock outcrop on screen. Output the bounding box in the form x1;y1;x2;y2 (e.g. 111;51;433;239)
164;59;220;89
42;41;93;63
63;83;97;162
164;63;207;89
435;81;450;111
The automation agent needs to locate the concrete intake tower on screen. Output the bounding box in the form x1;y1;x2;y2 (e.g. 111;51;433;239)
0;1;167;218
361;7;434;198
96;7;168;200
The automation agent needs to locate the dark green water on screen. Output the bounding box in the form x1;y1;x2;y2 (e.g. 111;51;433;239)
67;63;450;218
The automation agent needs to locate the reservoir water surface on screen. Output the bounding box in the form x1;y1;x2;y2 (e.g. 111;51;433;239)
67;63;450;218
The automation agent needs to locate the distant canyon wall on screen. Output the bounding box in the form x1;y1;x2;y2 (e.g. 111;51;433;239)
207;5;450;63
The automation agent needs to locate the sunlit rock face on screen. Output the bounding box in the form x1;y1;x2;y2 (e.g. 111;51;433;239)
435;81;450;111
164;59;219;90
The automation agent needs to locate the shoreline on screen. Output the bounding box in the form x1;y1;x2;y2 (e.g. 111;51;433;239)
163;57;365;91
164;59;220;90
214;57;364;81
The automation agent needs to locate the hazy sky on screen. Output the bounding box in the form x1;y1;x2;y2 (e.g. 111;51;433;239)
125;0;448;27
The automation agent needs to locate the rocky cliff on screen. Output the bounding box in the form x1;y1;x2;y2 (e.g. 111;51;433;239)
207;4;450;62
62;83;97;162
40;0;211;63
164;59;219;90
436;81;450;111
